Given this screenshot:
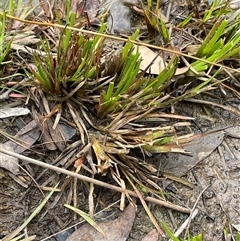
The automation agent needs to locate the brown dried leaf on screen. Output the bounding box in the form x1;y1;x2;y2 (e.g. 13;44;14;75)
91;137;112;174
161;130;225;182
134;46;166;75
4;120;40;153
46;118;66;151
0;144;19;174
66;204;136;241
185;44;200;56
225;125;240;138
141;229;158;241
0;107;30;119
175;66;189;76
0;120;40;174
31;107;57;150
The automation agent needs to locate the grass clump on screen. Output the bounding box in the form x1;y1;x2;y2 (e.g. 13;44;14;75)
24;9;194;231
28;4;106;95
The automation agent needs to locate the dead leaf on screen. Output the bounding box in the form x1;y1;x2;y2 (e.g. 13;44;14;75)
134;46;166;75
141;229;158;241
185;44;200;56
4;120;40;153
0;144;19;174
46;118;67;151
31;106;76;151
0;120;40;174
11;44;56;56
91;137;112;174
0;107;30;119
225;125;240;138
66;204;136;241
7;31;40;46
175;66;189;76
161;130;225;184
58;123;77;141
31;107;57;150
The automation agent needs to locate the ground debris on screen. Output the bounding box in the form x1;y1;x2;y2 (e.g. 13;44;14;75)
0;107;30;119
66;204;136;241
161;129;225;183
140;229;158;241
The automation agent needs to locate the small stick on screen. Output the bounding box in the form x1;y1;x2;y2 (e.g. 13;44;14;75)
170;209;199;240
0;149;190;214
1;12;239;74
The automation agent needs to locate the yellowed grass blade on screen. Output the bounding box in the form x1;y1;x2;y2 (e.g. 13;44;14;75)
64;204;106;238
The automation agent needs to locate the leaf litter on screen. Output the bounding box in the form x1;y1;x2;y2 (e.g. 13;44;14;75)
66;204;136;241
0;107;30;119
161;128;226;184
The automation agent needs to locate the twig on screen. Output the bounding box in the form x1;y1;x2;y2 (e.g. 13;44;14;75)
0;81;22;101
169;209;199;241
0;148;190;214
185;98;240;117
1;12;240;74
169;186;209;240
183;185;210;238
